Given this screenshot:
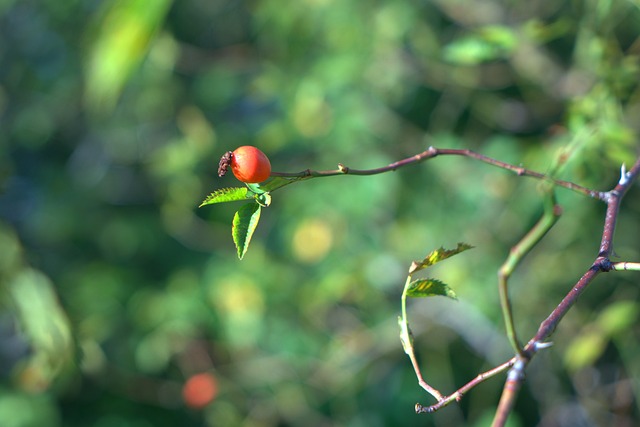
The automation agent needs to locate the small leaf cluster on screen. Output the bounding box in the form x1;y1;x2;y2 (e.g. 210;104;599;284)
398;243;473;358
199;176;309;259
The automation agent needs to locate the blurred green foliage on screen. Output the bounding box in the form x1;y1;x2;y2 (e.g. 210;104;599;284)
1;0;640;426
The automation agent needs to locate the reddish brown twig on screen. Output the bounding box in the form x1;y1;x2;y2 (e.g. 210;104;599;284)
270;146;605;199
415;359;516;414
491;156;640;427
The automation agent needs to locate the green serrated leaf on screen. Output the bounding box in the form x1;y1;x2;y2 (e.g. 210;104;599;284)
406;278;458;299
409;242;473;274
199;187;251;207
232;202;262;259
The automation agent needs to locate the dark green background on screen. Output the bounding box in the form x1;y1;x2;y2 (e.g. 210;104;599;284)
1;1;640;426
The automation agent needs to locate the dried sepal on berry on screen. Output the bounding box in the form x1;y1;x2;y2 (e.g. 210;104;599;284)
218;151;233;177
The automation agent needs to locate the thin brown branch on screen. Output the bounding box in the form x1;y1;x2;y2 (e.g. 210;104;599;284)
416;358;515;414
409;349;443;400
492;358;527;427
270;146;605;199
434;148;603;199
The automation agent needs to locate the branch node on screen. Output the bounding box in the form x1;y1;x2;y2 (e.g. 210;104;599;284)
338;163;348;173
601;190;621;204
507;358;526;382
597;257;613;272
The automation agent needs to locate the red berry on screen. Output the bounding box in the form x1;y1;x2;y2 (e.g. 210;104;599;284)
230;146;271;183
182;373;218;409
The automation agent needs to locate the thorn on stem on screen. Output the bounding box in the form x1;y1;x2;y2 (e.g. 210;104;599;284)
533;341;553;351
619;163;629;185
